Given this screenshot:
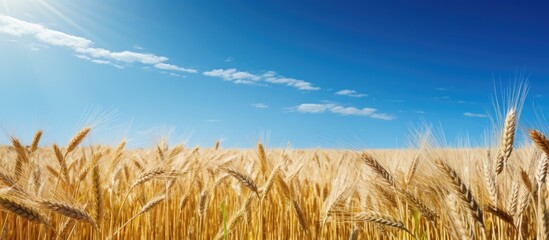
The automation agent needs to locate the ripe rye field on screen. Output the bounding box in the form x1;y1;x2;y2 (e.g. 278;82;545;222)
1;108;549;239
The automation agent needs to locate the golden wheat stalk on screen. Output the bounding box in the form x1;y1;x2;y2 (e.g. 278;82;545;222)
41;201;96;227
257;143;268;175
261;164;281;201
53;144;69;183
361;153;395;187
224;168;259;197
495;108;516;174
57;219;77;240
531;129;549;156
520;168;533;194
30;130;43;153
405;156;420;186
348;225;360;240
11;137;28;164
447;194;474;240
0;197;48;224
65;127;91;155
402;190;439;222
485;204;515;228
110;194;166;239
353;213;413;236
435;159;484;228
483;160;498;205
92;164;102;226
508;179;519;216
214;140;220;151
291;199;307;232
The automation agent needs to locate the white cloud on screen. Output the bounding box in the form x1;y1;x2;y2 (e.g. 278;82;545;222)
464;112;488;118
91;59;111;65
225;57;233;62
203;69;260;81
263;73;319;91
436;87;448;91
252;103;269;108
234;79;260;85
335;89;367;97
292;103;395;120
0;14;195;73
154;63;197;73
330;106;376;115
75;54;91;60
370;113;395;120
296;103;333;113
75;47;167;64
76;54;124;69
3;15;328;93
203;69;319;91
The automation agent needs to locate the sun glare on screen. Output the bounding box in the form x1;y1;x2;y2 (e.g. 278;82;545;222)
0;0;39;14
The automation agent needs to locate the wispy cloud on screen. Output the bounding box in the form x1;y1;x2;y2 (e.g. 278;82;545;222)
335;89;367;97
204;69;260;81
252;103;269;108
1;15;321;91
0;14;196;74
225;57;234;62
464;112;488;118
436;87;448;91
154;63;196;73
262;71;319;91
290;103;395;120
203;69;319;91
75;54;123;69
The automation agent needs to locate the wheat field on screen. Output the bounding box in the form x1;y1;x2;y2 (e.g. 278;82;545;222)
0;108;548;239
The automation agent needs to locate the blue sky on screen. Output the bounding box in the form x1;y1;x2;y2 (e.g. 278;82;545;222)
1;1;549;148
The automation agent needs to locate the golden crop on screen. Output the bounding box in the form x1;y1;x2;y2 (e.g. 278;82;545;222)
0;108;547;239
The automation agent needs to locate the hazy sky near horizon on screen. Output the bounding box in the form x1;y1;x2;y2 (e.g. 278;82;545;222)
1;1;549;148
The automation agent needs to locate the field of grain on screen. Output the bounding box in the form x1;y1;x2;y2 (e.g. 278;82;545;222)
0;109;548;239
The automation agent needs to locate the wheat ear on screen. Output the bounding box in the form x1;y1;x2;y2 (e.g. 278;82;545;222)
261;164;281;201
11;137;28;180
30;130;43;153
402;190;439;222
485;204;515;228
405;156;420;186
435;159;484;228
354;213;413;236
495;108;516;174
224;168;259;197
257;143;268;174
361;153;395;187
65;127;91;155
0;197;48;224
92;164;102;226
53;144;69;183
41;201;96;227
110;195;166;239
483;160;498;205
508;179;519;216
